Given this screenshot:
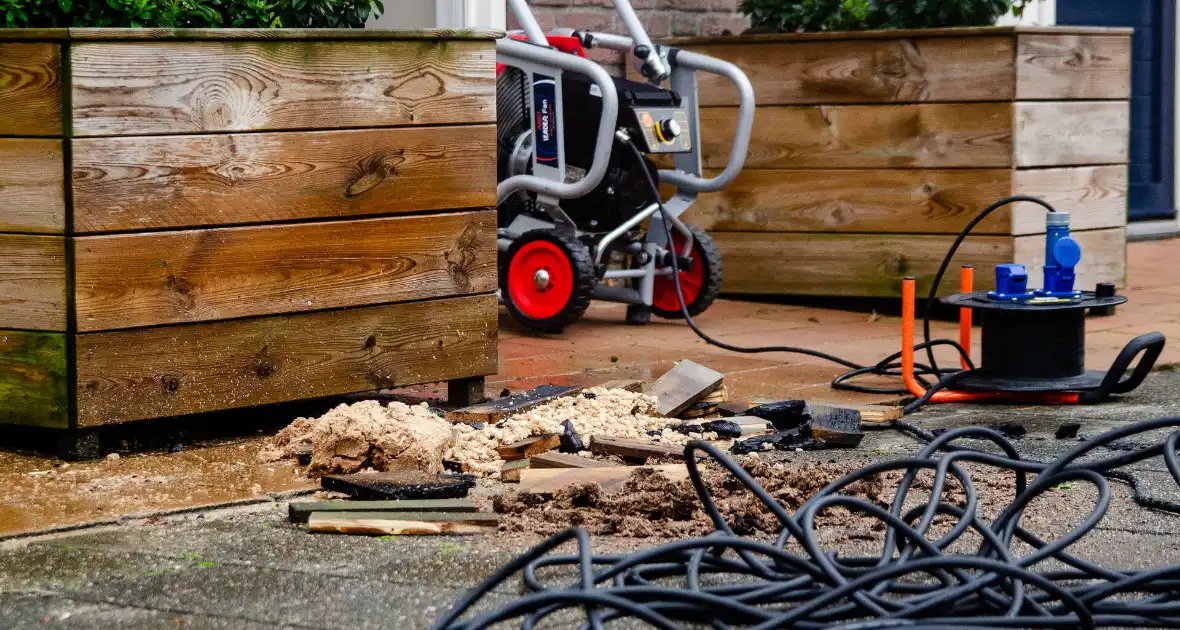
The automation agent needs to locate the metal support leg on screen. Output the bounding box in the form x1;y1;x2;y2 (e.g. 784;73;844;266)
448;376;486;408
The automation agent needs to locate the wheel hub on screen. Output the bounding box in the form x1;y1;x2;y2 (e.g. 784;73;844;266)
533;268;551;291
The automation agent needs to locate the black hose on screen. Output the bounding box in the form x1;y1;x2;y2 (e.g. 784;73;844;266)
434;418;1180;629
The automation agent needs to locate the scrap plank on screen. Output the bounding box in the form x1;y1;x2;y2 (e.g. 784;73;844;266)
0;43;62;136
447;385;579;424
321;472;473;501
1016;34;1131;100
70;40;496;136
72;125;497;232
288;499;476;524
73;211;498;331
1013;101;1129;167
517;464;689;494
495;434;560;461
0;234;67;331
0;139;65;234
74;294;498;426
0;330;68;428
308;511;498;536
645;360;723;417
589;436;687;461
529;452;611;469
499;458;531;482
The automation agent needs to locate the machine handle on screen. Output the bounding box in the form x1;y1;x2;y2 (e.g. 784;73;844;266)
495;38;620;205
1078;331;1167;404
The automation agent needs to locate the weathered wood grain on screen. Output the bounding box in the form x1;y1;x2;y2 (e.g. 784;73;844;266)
495;434;560;461
686;37;1014;106
0;139;65;233
74;293;498;426
73;211;496;332
0;43;62;136
712;232;1013;298
0;235;66;331
1016;34;1132;100
307;511;498;535
70;40;495;136
1014;101;1130;167
1013;227;1126;289
529;452;611;469
517;464;689;494
0;330;68;428
645;360;723;417
693;103;1013;170
1011;166;1127;235
71;125;496;232
683;169;1012;234
662;26;1132;47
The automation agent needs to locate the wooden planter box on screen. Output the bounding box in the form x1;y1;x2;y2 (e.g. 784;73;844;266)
0;28;500;433
662;26;1132;298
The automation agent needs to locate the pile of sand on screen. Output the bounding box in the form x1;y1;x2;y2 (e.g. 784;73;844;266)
259;400;452;476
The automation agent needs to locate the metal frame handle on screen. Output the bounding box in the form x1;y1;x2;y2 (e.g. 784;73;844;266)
495;37;620;205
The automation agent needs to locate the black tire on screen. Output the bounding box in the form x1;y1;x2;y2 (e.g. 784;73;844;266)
500;229;596;334
651;224;723;319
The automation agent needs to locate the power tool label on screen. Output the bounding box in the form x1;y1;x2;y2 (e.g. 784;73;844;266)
533;74;558;164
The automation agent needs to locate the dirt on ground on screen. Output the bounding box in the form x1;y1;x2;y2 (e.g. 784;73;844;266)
492;454;1025;545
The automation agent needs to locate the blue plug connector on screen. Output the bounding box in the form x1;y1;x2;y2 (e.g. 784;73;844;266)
1037;211;1082;298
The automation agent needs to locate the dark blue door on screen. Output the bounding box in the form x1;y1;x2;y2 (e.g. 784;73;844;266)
1058;0;1177;220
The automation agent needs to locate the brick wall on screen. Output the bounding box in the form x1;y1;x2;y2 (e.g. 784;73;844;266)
509;0;749;72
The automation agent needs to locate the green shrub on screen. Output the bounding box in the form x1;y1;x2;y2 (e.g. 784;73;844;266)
740;0;1032;33
1;0;382;28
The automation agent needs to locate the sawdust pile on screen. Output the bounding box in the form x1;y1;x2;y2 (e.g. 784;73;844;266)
446;387;670;476
494;456;1018;543
259;400;452;476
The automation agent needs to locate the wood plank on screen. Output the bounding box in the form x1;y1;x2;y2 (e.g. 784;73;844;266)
66;28;503;41
692;103;1013;170
589;437;686;461
70;40;495;136
685;37;1014;107
1016;34;1131;100
288;498;477;524
1014;101;1130;167
71;125;497;232
0;330;68;427
73;211;497;331
645;360;724;417
446;385;579;424
307;511;498;536
74;293;498;426
0;43;62;136
321;472;472;501
1013;227;1126;290
1011;166;1127;235
0;139;65;233
529;452;611;469
0;235;66;331
517;464;689;494
661;27;1132;47
499;458;531;482
712;232;1013;298
684;169;1013;235
495;434;560;461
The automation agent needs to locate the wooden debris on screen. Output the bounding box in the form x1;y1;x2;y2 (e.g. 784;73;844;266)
495;433;561;461
589;436;687;461
530;452;611;469
746;400;810;431
597;379;645;393
320;471;471;501
697;384;728;404
446;385;579;424
645;360;724;417
517;464;688;494
809;403;901;424
807;405;864;448
288;498;476;524
717;400;755;416
679;401;721;419
500;458;531;483
729;416;774;436
308;511;498;536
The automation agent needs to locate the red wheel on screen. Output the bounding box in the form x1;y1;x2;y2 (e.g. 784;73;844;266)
650;224;723;319
501;230;594;333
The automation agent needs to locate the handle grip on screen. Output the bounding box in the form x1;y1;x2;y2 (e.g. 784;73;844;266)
1078;331;1167;404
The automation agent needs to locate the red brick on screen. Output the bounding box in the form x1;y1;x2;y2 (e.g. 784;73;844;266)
641;11;673;37
529;0;572;5
671;11;700;35
710;0;740;10
572;0;607;5
558;9;615;33
698;13;748;36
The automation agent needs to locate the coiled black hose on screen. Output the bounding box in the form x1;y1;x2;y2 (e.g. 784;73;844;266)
434;418;1180;630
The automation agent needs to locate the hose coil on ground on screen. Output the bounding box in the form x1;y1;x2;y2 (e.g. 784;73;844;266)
435;417;1180;630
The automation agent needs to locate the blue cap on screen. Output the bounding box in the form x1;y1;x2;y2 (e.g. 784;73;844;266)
1053;237;1082;268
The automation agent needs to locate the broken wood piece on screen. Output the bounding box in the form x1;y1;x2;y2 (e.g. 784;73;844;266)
517;464;688;494
288;498;476;524
729;416;774;436
530;452;610;469
308;511;498;536
807;405;864;448
320;471;471;501
499;458;531;483
589;436;688;461
446;385;579;424
809;403;901;424
644;360;724;417
597;379;645;393
495;433;561;461
697;384;728;404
